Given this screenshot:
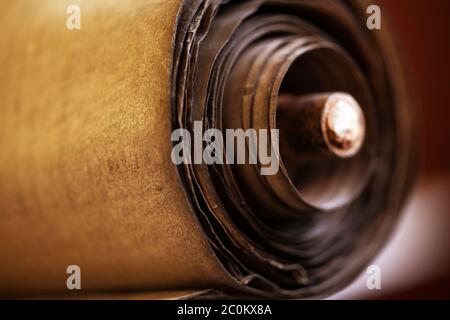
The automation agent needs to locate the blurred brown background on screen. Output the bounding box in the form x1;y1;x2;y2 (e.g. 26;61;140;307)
386;0;450;174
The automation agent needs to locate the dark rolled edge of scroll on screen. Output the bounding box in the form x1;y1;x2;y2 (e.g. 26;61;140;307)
170;0;416;298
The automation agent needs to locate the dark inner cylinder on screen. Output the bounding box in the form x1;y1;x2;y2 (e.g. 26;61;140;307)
276;46;374;210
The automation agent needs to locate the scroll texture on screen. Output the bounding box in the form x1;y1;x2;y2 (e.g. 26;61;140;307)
0;0;415;298
0;0;231;295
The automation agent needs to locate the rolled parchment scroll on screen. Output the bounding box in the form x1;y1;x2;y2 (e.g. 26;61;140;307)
0;0;415;298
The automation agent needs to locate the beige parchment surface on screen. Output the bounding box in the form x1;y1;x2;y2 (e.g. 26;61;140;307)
0;0;231;296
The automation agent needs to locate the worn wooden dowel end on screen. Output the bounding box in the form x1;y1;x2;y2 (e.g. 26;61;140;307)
278;92;366;160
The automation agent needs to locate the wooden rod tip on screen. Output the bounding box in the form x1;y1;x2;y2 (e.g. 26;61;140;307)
322;93;365;158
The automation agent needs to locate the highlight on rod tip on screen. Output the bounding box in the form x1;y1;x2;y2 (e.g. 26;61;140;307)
321;93;366;158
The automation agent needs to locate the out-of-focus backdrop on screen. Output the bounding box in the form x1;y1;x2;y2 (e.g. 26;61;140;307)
333;0;450;299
